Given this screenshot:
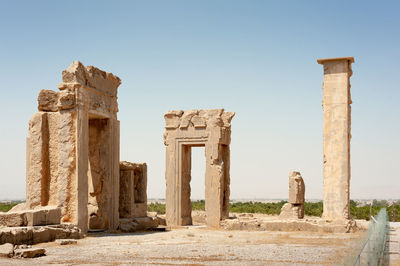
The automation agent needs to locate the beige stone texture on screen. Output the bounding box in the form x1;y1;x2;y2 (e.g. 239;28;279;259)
0;224;83;245
55;239;77;245
119;217;159;232
25;207;61;226
26;61;121;233
317;57;354;221
0;243;14;258
14;247;46;258
164;109;234;228
38;90;59;112
288;171;305;204
0;207;60;227
8;203;27;213
0;212;26;227
119;162;148;218
280;171;305;219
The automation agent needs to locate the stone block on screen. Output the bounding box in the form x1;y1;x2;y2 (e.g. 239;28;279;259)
0;224;83;245
0;212;26;227
57;90;75;110
25;207;61;226
0;243;13;258
38;89;59;112
134;203;147;218
55;239;77;245
14;247;45;258
288;171;305;204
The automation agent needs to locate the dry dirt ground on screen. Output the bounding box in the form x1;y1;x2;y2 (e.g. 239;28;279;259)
0;225;365;266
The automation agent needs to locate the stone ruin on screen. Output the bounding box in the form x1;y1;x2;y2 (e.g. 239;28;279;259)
0;56;358;248
318;57;354;222
25;61;121;233
280;171;305;219
119;161;147;219
164;109;235;228
0;62;152;240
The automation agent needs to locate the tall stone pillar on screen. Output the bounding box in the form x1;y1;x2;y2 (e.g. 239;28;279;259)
317;57;354;221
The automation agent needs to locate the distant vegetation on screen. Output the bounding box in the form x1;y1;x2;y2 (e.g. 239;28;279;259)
3;199;399;222
0;201;21;212
148;200;400;222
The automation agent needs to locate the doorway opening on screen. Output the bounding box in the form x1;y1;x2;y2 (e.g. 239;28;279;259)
190;146;206;225
87;118;110;230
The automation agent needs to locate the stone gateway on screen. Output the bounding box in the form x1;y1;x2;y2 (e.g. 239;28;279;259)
164;109;235;228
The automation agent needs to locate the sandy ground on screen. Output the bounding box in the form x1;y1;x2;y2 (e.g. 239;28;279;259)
0;225;365;266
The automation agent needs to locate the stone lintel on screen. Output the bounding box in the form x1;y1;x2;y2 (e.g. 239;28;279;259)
317;57;354;64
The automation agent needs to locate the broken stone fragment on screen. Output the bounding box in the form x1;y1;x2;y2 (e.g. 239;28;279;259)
8;203;26;212
0;243;14;258
164;110;184;129
62;61;87;85
85;65;121;95
280;171;305;219
38;89;59;112
57;90;75;110
55;239;77;245
0;212;26;227
221;111;235;128
288;171;305;204
1;207;61;227
14;247;45;258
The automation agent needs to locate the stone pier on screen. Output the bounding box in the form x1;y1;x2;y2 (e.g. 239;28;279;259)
317;57;354;221
279;171;305;219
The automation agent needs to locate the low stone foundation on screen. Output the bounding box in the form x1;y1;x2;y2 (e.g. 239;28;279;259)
0;207;61;227
0;224;83;245
221;213;359;233
119;217;159;232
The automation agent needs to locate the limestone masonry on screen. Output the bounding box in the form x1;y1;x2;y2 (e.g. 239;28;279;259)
164;109;235;228
280;171;305;219
0;56;358;249
317;57;354;222
119;161;148;219
26;61;121;233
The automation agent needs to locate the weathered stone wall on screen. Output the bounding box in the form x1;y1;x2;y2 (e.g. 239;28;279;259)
26;61;121;233
317;57;354;221
164;109;234;228
119;162;147;218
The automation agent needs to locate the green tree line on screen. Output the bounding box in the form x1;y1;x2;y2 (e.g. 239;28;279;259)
148;200;400;222
2;200;399;222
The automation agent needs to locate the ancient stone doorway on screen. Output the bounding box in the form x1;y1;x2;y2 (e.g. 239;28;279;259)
88;117;111;230
190;146;206;201
26;61;121;233
164;109;234;228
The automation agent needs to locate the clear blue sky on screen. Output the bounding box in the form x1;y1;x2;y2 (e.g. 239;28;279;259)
0;1;399;200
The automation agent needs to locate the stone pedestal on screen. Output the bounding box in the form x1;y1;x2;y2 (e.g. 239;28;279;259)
317;57;354;221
